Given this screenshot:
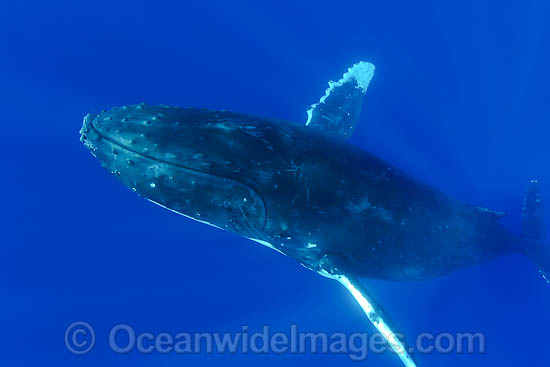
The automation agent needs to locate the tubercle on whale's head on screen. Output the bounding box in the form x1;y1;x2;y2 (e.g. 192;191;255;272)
79;113;99;154
79;104;268;237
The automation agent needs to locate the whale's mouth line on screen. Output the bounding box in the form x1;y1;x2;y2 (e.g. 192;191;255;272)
89;118;212;176
87;116;269;229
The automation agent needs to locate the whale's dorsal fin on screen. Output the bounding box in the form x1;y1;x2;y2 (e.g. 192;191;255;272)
306;61;375;139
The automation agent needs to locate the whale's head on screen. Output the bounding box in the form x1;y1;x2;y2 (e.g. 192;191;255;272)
80;104;269;236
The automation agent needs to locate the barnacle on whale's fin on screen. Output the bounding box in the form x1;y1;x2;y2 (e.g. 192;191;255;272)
306;61;375;139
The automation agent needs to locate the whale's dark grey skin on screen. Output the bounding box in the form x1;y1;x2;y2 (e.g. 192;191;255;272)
81;104;523;280
80;62;548;367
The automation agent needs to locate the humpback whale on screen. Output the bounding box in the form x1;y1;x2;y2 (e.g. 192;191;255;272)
80;62;548;366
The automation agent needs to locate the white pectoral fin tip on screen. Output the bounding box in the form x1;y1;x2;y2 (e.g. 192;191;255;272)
337;276;417;367
341;61;376;93
305;61;375;126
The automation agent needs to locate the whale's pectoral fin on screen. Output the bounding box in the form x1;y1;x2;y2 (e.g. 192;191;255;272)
318;254;419;367
306;61;375;139
337;276;419;367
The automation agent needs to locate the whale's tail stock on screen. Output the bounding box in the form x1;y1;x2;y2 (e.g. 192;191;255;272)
521;180;550;284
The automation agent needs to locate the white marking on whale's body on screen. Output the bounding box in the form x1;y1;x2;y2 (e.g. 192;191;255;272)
148;199;286;256
147;199;224;231
247;237;287;256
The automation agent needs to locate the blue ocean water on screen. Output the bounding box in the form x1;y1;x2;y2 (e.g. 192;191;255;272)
1;1;549;366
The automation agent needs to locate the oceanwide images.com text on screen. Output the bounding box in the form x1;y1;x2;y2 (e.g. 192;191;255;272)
65;322;485;361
